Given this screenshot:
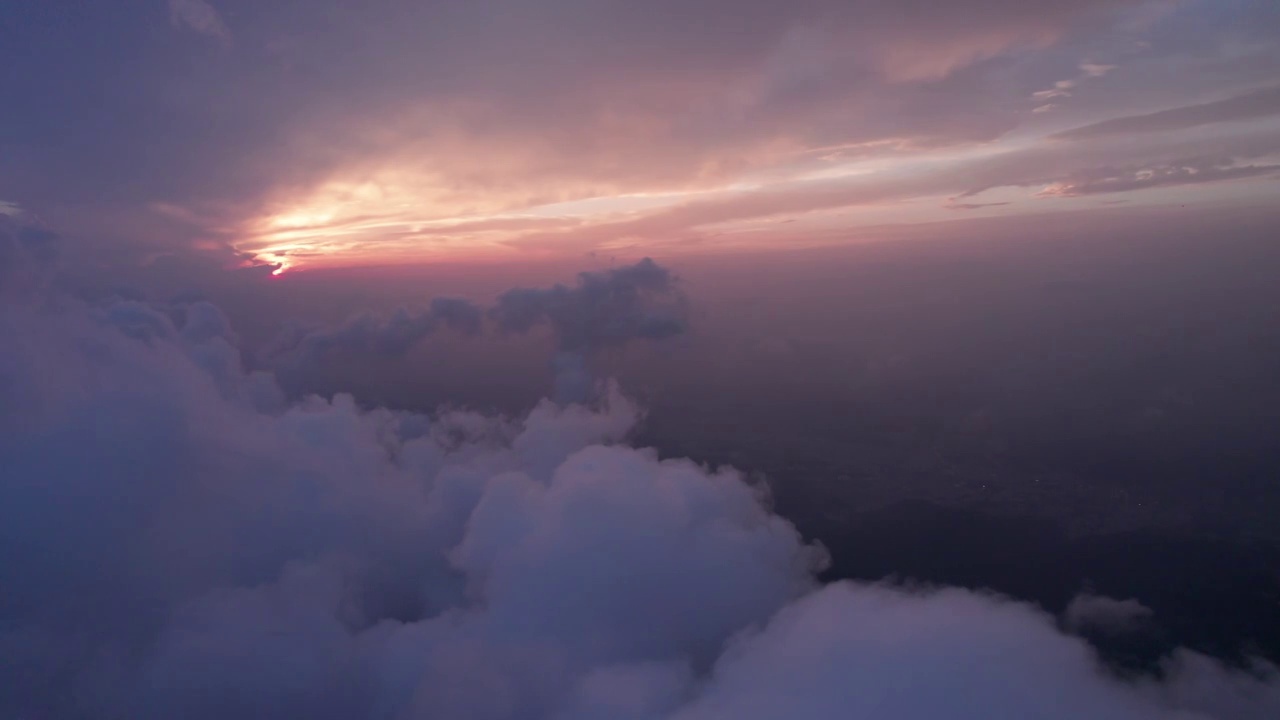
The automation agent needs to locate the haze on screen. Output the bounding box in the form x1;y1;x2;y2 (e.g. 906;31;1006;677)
3;2;1280;719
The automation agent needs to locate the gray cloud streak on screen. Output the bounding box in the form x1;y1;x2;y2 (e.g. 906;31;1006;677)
265;259;687;404
1055;86;1280;141
1036;158;1280;196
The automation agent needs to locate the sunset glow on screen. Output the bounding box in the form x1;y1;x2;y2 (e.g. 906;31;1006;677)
6;2;1280;717
2;0;1269;271
74;0;1280;271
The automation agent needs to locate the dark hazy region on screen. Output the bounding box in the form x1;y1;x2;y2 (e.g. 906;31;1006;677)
637;209;1280;671
66;205;1280;671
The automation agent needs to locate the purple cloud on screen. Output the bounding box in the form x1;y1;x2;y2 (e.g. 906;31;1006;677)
1055;86;1280;140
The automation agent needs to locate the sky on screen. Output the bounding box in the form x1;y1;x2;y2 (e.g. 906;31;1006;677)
5;3;1280;718
2;0;1279;273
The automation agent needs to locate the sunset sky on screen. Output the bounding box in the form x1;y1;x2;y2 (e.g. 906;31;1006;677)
7;4;1280;718
3;0;1278;272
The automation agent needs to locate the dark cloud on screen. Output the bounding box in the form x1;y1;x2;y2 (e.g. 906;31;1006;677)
0;216;59;299
1055;85;1280;140
491;258;686;352
267;296;484;372
491;258;688;401
262;259;686;403
1065;593;1155;635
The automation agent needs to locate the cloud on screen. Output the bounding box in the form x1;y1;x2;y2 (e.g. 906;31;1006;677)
0;216;58;299
1055;86;1280;140
267;296;484;370
1035;158;1280;196
3;274;1280;718
491;259;686;353
490;258;688;401
1034;79;1078;101
3;0;1173;266
1081;62;1118;78
263;259;687;403
168;0;229;41
1065;593;1155;635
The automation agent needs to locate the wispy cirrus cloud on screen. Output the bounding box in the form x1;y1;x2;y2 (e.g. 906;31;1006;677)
1036;158;1280;197
945;200;1013;211
1054;85;1280;140
1030;60;1119;112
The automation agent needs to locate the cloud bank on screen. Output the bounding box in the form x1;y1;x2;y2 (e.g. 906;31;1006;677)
264;259;688;403
14;0;1280;267
2;273;1280;719
491;258;688;401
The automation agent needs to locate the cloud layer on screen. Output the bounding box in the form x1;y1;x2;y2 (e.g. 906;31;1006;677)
266;259;688;403
6;0;1280;267
3;267;1280;718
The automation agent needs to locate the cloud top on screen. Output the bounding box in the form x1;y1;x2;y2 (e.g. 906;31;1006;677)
3;267;1280;719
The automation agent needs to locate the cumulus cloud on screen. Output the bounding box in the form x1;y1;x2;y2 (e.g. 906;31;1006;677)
267;296;484;371
490;258;688;402
490;259;686;351
1028;59;1119;111
1034;79;1078;102
262;259;686;403
2;275;1280;719
672;584;1280;720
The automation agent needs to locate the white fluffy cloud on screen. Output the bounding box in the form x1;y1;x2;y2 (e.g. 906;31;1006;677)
1;286;1279;719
